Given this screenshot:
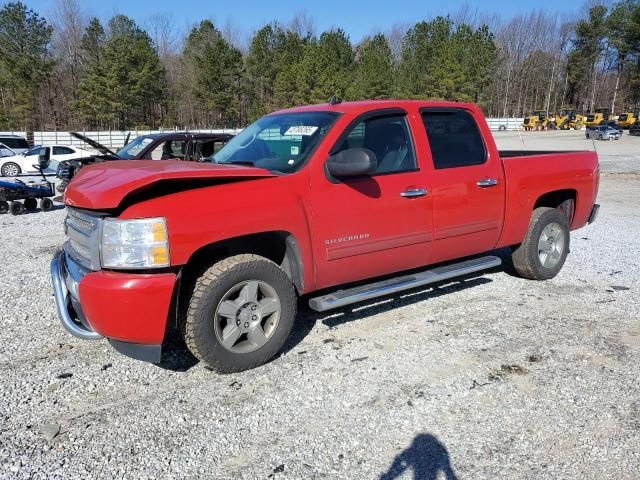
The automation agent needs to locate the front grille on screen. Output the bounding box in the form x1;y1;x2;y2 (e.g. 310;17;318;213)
64;208;103;270
66;209;96;234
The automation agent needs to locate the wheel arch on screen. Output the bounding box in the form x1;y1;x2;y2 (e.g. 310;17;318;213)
181;230;304;295
533;189;577;225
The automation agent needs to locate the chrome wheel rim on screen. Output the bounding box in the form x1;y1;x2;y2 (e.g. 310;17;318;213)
2;163;18;176
214;280;281;354
538;222;565;268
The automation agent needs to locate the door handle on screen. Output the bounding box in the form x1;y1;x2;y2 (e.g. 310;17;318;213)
401;188;428;198
476;178;498;188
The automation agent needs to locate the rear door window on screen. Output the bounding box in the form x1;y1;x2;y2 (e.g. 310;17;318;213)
421;109;486;169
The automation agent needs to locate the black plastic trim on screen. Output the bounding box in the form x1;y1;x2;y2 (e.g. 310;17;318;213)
588;204;600;224
108;339;162;363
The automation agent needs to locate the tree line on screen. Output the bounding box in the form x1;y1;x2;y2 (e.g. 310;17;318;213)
0;0;639;131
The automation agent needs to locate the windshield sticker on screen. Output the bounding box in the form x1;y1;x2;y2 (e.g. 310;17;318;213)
290;146;299;155
284;126;318;136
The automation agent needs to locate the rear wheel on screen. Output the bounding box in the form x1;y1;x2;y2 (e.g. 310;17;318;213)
183;254;297;373
1;162;20;177
0;201;8;214
512;207;569;280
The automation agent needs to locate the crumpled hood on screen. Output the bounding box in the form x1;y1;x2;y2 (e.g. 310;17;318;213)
64;160;275;210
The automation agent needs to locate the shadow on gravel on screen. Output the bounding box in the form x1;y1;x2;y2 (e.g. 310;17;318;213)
157;330;199;372
379;433;458;480
281;274;493;356
157;252;508;372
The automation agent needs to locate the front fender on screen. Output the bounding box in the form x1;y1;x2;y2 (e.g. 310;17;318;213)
119;173;317;292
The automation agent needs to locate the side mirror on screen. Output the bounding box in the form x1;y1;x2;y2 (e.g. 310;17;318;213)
38;147;50;170
326;148;377;178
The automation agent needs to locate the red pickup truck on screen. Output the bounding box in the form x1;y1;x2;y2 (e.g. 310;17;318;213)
51;100;600;372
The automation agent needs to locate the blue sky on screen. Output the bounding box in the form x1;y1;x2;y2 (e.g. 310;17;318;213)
19;0;587;42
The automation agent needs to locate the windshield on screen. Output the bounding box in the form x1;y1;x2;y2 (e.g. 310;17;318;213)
209;111;339;173
116;136;155;159
24;145;43;156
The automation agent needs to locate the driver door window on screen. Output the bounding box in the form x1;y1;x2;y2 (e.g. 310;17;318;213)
150;140;187;160
332;115;417;175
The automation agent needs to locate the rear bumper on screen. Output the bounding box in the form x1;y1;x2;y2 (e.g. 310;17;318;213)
50;250;176;363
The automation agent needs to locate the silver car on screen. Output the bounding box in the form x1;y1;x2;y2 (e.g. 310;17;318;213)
586;125;621;141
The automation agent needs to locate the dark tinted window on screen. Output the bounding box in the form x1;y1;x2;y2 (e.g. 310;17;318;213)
333;114;416;174
53;146;74;155
0;137;29;149
422;110;486;169
192;139;228;161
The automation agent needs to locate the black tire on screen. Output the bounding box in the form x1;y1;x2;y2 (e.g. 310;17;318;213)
9;201;24;216
23;197;37;210
512;207;570;280
0;201;8;214
40;197;53;211
184;254;297;373
1;162;21;177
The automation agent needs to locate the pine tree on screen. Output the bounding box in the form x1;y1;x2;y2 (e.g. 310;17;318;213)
351;33;394;99
0;1;54;129
183;20;243;127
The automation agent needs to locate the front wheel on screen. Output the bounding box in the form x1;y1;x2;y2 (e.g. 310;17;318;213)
183;254;297;373
511;207;570;280
1;162;21;177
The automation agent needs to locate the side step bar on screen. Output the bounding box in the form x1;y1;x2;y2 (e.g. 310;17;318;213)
308;255;501;312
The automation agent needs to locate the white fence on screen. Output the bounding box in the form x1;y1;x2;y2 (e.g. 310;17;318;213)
485;118;524;131
0;128;241;150
1;118;524;149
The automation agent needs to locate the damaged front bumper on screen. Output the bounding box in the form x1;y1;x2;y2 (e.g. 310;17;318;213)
50;249;176;363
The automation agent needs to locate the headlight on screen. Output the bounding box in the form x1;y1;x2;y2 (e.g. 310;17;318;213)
101;217;169;269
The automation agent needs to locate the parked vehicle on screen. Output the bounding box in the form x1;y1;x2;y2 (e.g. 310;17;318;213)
602;120;623;134
55;131;234;192
0;135;29;154
0;144;93;177
51;100;600;372
0;148;55;215
629;121;640;136
585;108;610;128
617;107;640;129
0;143;15;158
585;125;621;141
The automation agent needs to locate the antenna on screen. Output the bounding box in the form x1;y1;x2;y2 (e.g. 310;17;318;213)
329;95;342;106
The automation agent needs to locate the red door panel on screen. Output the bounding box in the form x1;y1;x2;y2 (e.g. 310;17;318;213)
419;108;505;264
310;173;432;289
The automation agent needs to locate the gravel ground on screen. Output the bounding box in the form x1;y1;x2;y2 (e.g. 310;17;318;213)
0;132;639;479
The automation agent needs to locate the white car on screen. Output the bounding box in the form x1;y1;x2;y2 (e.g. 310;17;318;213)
0;145;93;176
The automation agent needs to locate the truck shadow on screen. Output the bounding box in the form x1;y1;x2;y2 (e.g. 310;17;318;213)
379;433;458;480
282;273;494;356
158;254;508;372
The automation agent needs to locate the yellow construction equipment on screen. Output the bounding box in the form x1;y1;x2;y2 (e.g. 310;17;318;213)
585;108;610;128
552;109;585;130
522;110;548;131
617;107;640;129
